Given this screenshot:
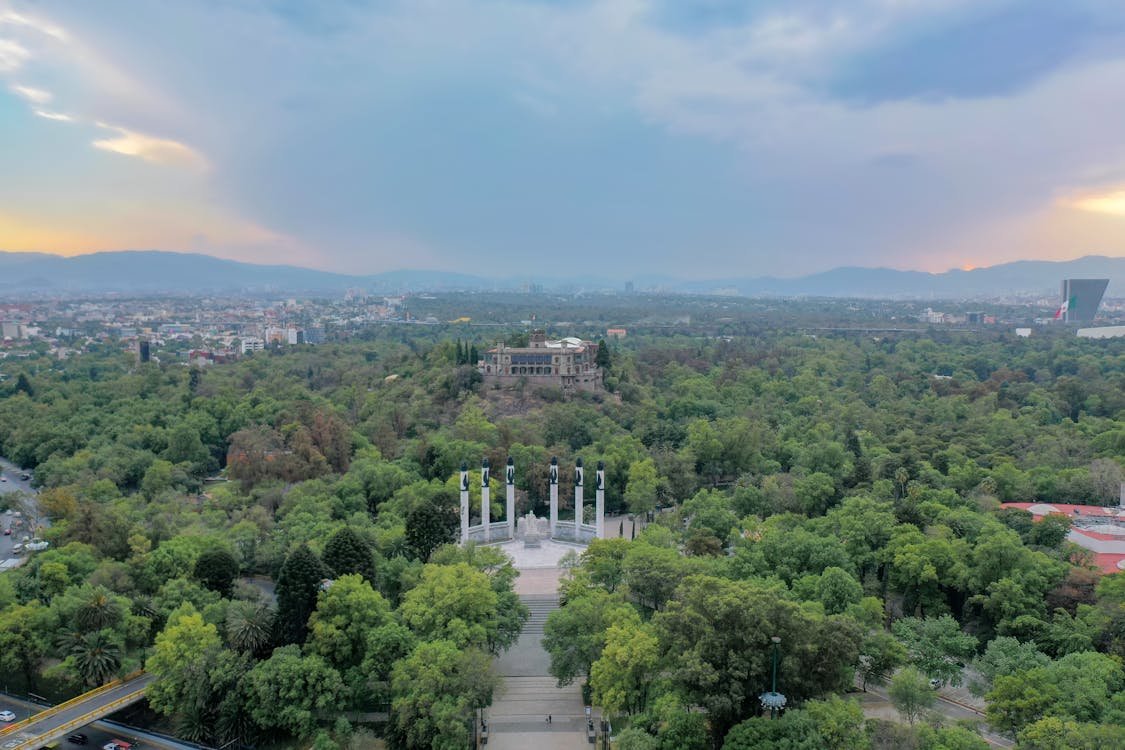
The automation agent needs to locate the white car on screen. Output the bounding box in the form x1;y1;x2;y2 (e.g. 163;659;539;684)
0;710;16;722
26;540;49;551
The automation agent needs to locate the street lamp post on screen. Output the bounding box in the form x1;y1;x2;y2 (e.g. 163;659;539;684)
758;635;787;719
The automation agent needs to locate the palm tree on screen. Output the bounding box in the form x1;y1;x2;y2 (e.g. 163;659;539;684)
75;588;123;632
226;600;275;655
69;630;122;687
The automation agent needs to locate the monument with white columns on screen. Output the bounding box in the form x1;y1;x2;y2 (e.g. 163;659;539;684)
458;456;606;546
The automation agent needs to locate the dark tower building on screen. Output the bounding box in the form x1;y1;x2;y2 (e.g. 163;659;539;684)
1059;279;1109;323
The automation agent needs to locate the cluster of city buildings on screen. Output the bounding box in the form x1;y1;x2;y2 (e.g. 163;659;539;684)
917;308;997;325
0;294;418;366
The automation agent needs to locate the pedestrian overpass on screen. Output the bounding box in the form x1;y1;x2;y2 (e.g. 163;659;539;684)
0;673;154;750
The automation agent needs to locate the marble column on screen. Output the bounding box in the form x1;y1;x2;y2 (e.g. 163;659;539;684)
575;457;584;538
481;458;491;543
506;456;516;541
549;456;558;537
595;460;605;539
459;462;469;544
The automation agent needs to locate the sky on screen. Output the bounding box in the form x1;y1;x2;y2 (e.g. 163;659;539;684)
3;0;1125;279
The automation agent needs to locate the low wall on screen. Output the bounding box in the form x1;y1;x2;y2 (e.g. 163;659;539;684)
552;520;598;544
466;522;513;543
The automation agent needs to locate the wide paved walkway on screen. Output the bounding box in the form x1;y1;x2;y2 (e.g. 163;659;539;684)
488;541;590;750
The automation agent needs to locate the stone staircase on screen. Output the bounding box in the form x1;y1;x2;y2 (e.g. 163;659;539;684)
488;593;590;745
521;594;558;636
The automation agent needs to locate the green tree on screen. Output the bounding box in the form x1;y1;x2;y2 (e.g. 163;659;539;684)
986;669;1060;736
542;589;640;686
892;615;977;687
972;636;1048;691
388;639;495;750
147;605;224;717
141;458;177;500
404;500;457;561
888;666;934;725
399;563;506;651
590;622;659;714
38;561;70;600
65;629;123;687
577;538;631;593
193;548;240;598
275;543;328;645
225;599;275;656
721;711;824;750
1017;717;1125;750
857;631;907;691
615;728;659;750
655;575;862;743
803;696;870;750
307;574;392;703
243;644;346;738
323;527;376;582
624;458;660;515
164;422;211;471
814;566;864;615
622;543;688;612
0;602;51;691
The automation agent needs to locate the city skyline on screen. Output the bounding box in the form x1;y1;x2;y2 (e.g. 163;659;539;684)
4;0;1125;278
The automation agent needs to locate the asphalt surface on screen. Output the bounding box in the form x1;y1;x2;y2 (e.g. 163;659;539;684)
861;680;1015;748
0;677;155;749
0;458;40;564
0;689;198;750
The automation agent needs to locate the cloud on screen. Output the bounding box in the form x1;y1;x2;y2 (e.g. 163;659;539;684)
4;0;1125;276
9;82;48;101
0;38;29;71
92;123;207;169
33;108;71;121
1064;189;1125;217
0;8;68;42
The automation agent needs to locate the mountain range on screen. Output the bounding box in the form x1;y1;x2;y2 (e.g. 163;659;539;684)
0;250;1123;299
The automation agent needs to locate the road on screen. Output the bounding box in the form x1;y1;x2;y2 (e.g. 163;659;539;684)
0;687;199;750
861;681;1014;748
0;457;40;566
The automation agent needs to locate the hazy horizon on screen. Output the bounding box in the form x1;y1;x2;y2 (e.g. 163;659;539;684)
4;1;1125;277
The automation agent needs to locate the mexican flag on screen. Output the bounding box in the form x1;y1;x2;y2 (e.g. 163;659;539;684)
1055;295;1077;319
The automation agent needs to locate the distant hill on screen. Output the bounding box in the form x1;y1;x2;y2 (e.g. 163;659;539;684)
0;249;1122;298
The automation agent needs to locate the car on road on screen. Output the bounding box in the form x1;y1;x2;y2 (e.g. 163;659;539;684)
20;473;30;481
0;710;16;722
0;476;6;482
66;734;88;745
3;527;10;535
102;741;131;750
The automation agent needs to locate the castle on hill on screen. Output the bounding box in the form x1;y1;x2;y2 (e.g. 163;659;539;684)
478;330;602;393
